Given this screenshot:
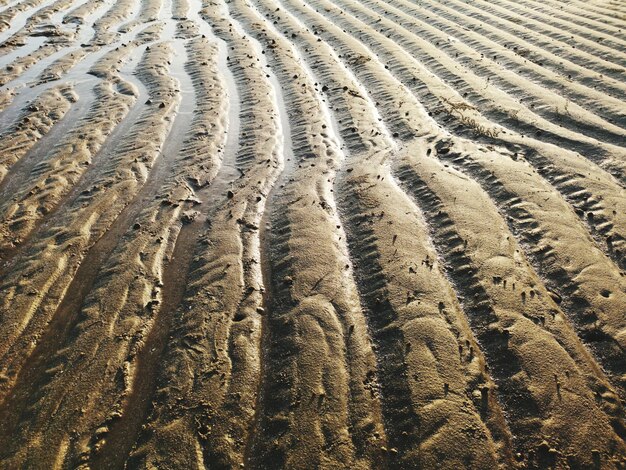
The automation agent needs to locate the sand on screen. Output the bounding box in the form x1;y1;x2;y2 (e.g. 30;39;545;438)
0;0;625;467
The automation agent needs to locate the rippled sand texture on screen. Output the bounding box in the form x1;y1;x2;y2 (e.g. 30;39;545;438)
0;0;625;468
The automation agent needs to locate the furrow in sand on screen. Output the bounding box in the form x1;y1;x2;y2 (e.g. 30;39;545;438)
325;0;626;387
16;0;79;28
0;40;178;408
510;146;626;273
0;0;79;53
0;80;95;258
0;84;75;183
234;0;517;466
0;87;15;111
2;0;110;86
252;0;620;464
219;3;390;468
34;47;87;83
0;0;624;467
311;0;626;180
126;8;283;467
512;0;626;45
0;44;72;86
0;0;148;88
86;34;222;470
486;0;626;63
375;0;626;130
599;0;626;13
0;43;141;256
434;145;626;397
0;0;49;35
395;146;626;468
0;81;91;206
583;1;626;24
0;0;149;96
92;0;137;43
0;33;194;468
1;0;35;8
546;0;626;32
271;0;626;273
63;0;105;25
118;0;162;35
278;0;626;340
0;77;134;254
345;0;626;271
0;24;162;231
121;28;236;467
170;0;187;21
334;0;623;352
420;0;626;103
446;0;626;80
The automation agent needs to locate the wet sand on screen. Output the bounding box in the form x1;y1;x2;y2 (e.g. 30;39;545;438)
0;0;625;467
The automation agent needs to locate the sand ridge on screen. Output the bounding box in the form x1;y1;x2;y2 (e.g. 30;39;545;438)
0;0;625;467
